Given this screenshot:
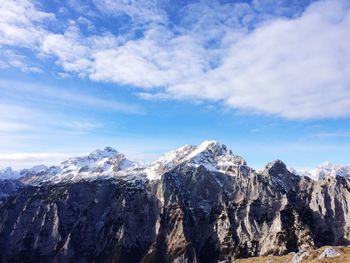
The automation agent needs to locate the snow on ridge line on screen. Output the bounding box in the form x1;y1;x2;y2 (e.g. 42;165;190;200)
291;161;350;180
0;141;246;182
186;140;223;160
0;146;132;182
2;143;350;183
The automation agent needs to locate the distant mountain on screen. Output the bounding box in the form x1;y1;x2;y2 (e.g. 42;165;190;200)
291;161;350;180
0;141;349;262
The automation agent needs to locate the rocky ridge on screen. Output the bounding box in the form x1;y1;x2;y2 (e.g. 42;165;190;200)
0;141;349;263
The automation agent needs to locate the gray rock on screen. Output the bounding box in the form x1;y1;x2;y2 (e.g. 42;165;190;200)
318;247;341;259
290;249;309;263
0;179;24;202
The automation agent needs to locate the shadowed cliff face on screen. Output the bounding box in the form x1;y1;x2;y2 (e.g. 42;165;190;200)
0;161;349;263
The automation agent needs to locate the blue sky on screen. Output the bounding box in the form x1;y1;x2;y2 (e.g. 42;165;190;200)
0;0;350;170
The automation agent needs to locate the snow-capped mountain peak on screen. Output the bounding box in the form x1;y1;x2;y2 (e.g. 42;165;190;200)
47;147;137;183
12;147;138;184
61;146;121;168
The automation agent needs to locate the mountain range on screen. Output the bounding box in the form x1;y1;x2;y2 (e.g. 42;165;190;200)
0;141;349;262
1;141;349;184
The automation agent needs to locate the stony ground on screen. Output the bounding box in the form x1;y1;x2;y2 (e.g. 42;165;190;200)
235;246;350;263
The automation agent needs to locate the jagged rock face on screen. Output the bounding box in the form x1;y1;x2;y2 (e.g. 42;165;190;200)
0;142;349;263
0;179;159;263
0;160;349;263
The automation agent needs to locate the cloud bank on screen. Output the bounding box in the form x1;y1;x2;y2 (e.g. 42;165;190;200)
1;0;350;119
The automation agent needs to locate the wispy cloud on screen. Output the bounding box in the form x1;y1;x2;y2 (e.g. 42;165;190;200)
313;131;350;138
0;152;77;169
0;49;42;73
92;0;166;24
0;80;144;114
0;102;102;134
0;120;32;132
0;101;106;168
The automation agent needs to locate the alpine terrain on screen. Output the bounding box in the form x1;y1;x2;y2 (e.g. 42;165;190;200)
0;141;349;263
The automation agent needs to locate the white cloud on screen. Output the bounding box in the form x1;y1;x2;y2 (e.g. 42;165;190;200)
41;27;92;74
92;0;167;24
1;0;350;119
215;0;350;119
0;0;54;47
49;0;350;119
89;28;207;88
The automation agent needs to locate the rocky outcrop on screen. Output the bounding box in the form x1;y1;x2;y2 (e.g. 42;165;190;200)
0;142;349;263
0;179;24;203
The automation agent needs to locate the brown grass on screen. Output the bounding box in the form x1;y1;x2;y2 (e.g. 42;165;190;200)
234;246;350;263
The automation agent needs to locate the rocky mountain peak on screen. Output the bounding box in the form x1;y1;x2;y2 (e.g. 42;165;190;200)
186;140;230;162
87;146;120;159
263;159;288;175
62;146;123;166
